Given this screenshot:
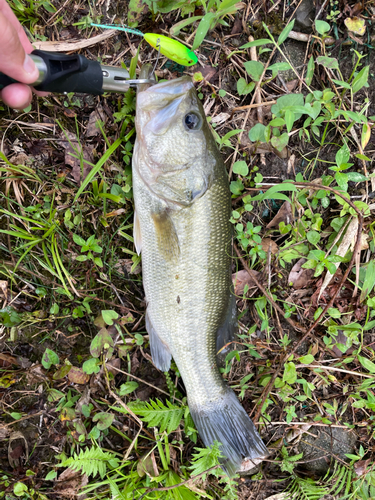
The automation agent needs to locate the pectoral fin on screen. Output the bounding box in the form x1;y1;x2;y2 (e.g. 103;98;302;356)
134;209;142;255
216;293;237;367
146;312;171;372
151;211;180;261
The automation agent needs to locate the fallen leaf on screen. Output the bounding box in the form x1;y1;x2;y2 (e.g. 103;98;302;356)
106;358;121;376
286;79;298;92
288;258;314;289
137;452;159;478
86;104;108;137
63;108;76;118
54;468;89;497
106;208;126;218
0;353;18;368
261;238;278;254
8;431;29;468
267;201;293;228
114;259;141;275
211;112;230;125
354;458;372;477
60;131;93;184
351;232;369;251
200;65;218;82
68;366;90;385
345;16;366;35
318;217;359;300
232;269;260;295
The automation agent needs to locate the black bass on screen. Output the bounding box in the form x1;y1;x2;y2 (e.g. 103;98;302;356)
132;73;267;475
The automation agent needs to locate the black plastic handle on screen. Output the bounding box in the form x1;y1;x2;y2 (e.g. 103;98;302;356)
0;50;103;94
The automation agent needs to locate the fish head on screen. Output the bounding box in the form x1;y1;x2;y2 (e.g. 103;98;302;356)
134;76;217;206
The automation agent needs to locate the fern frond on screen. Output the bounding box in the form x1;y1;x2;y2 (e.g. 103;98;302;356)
189;441;222;478
286;463;355;500
59;446;120;479
113;398;186;434
288;476;329;500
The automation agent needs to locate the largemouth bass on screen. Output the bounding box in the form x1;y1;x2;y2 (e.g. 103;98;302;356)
132;73;268;475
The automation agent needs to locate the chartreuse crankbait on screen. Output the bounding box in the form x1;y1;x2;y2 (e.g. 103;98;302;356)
91;24;198;67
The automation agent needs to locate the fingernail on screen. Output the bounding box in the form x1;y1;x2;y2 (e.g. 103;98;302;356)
23;54;37;75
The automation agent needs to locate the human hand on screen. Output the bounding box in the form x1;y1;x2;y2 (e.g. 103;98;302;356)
0;0;40;109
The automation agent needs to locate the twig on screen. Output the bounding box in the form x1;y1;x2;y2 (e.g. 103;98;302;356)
232;100;277;112
109;365;184;403
295;364;373;379
103;361;143;461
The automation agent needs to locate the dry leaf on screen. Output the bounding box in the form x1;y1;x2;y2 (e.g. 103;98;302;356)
345;16;366;35
8;431;29;468
288;258;314;289
68;366;90;385
60;131;93;184
86;104;108;137
232;269;260;295
350;232;368;251
318;217;359;300
200;66;218;82
34;29;117;52
54;467;89;497
0;353;18;368
267;201;293;228
211;112;230;125
261;238;278;254
285;79;298;92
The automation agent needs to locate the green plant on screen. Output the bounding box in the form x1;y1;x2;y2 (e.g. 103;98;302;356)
168;0;243;50
73;234;104;268
8;0;56;31
57;446;120;479
0;197;75;297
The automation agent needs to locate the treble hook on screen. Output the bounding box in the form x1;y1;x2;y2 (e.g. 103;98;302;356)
151;37;161;77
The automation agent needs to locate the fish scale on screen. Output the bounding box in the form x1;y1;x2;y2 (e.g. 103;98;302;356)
132;73;268;475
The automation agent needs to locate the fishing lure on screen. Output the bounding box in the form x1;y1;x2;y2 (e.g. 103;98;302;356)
91;24;198;67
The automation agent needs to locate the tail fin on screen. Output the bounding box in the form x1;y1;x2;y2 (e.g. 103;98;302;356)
189;389;268;476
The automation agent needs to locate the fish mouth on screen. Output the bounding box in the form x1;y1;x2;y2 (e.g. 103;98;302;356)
139;76;194;100
137;76;195;135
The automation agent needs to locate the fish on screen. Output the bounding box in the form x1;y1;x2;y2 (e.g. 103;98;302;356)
132;68;268;475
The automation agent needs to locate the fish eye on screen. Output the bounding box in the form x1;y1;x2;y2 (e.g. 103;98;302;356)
184;112;202;131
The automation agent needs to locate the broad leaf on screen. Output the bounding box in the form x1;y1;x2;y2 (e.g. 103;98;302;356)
249;123;266;142
352;66;369;94
237;78;255;95
315;20;331;35
316;56;339;70
306;56;314;86
233;161;249;176
278;19;295;45
240;38;271;48
244;60;264;81
271;132;289;151
360;260;375;303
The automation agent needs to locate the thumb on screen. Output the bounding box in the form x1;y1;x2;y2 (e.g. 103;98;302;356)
0;11;39;84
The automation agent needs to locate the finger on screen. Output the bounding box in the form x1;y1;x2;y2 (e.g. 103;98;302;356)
0;83;33;110
0;11;38;84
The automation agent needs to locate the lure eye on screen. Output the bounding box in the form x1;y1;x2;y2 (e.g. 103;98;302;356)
184;112;202;131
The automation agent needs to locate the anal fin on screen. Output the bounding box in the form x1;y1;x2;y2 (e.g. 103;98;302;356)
216;292;237;367
146;312;171;372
